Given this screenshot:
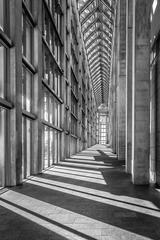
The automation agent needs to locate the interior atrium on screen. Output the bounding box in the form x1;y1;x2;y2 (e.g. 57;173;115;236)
1;0;160;239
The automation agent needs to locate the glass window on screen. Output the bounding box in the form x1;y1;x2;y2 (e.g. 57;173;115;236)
49;95;54;124
0;0;4;31
58;103;61;128
43;47;62;95
71;115;77;136
43;125;49;168
43;90;49;121
22;14;33;63
43;10;50;43
49;24;55;54
49;129;54;165
22;117;32;179
43;49;50;83
0;107;6;187
65;82;68;104
54;131;58;163
22;67;33;112
0;44;6;98
71;71;78;97
49;60;54;89
57;73;61;97
43;87;61;127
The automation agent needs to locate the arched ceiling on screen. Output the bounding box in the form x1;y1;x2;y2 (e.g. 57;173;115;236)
78;0;116;107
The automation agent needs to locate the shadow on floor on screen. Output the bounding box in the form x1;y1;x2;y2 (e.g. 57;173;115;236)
1;145;160;240
0;204;74;240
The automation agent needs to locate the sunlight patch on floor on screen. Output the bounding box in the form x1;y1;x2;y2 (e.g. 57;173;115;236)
28;176;160;211
0;191;153;240
44;169;107;185
24;176;160;218
59;161;113;170
65;158;109;165
51;167;105;180
54;166;103;175
71;155;96;160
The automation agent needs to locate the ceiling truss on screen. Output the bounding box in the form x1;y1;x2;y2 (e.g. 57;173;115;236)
78;0;116;107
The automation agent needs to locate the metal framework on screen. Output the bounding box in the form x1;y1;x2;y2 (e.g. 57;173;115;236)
78;0;116;106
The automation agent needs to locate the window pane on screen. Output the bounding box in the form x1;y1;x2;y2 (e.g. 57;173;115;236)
49;129;54;165
22;67;33;112
0;0;4;30
26;71;32;112
44;126;49;168
54;131;58;163
44;91;48;121
26;20;32;61
26;118;31;177
22;117;32;179
23;15;32;63
0;107;6;187
44;50;49;83
0;45;6;98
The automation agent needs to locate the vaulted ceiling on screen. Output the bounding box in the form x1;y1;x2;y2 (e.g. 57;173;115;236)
78;0;116;107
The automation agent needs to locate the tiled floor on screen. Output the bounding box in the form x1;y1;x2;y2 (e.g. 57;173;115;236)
1;145;160;240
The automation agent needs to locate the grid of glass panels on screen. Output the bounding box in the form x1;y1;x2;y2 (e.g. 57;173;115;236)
41;1;63;169
99;114;107;144
71;71;78;136
22;1;35;180
42;126;59;169
78;0;116;106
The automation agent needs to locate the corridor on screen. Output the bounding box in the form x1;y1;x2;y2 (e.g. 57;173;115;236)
0;145;160;240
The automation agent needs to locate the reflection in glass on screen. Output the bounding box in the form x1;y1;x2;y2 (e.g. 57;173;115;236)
44;91;48;121
22;117;32;179
22;67;33;112
49;129;54;165
0;45;6;98
44;125;49;168
22;15;32;63
42;126;58;168
0;0;4;30
0;107;6;187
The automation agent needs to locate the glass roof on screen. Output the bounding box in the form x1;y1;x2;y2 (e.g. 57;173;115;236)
78;0;116;107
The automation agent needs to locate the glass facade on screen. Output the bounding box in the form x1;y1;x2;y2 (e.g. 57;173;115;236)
0;0;97;187
22;67;33;112
22;13;33;62
22;1;35;180
41;1;63;168
99;114;108;145
22;117;32;179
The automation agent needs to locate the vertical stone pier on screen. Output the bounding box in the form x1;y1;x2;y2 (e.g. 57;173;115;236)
117;0;127;160
125;0;133;173
132;0;151;184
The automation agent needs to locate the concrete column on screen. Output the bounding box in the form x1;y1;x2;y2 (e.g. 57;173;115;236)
112;27;118;153
117;0;127;160
132;0;151;184
109;46;117;153
60;0;66;161
125;0;133;173
34;0;43;173
6;0;22;186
